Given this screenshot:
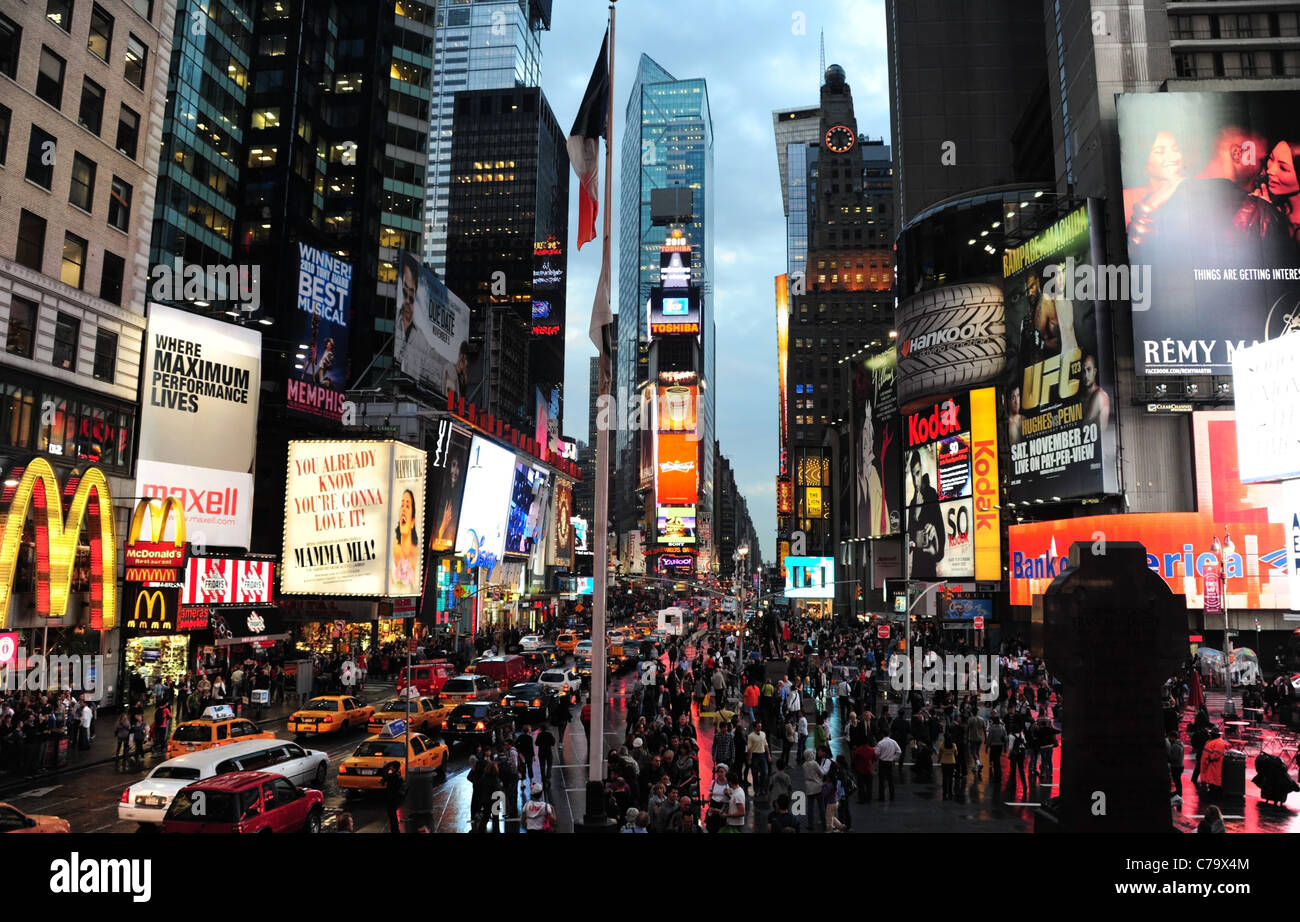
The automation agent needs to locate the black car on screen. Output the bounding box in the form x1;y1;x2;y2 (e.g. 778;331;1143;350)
442;701;514;744
500;682;560;723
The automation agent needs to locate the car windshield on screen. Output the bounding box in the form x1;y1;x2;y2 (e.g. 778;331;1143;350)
354;741;406;758
442;679;476;693
509;684;543;697
166;790;238;823
305;698;340;711
149;766;201;781
171;725;211;742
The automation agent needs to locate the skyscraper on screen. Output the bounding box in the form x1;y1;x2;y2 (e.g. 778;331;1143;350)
617;53;714;573
422;0;551;275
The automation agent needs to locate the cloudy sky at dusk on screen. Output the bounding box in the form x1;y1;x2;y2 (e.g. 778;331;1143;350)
543;0;890;562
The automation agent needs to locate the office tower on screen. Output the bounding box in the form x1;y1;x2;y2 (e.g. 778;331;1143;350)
617;54;714;574
422;0;551;275
0;0;174;495
149;0;254;309
443;85;569;432
885;0;1052;228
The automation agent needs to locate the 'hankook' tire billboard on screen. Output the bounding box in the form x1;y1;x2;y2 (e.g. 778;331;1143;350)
896;283;1006;406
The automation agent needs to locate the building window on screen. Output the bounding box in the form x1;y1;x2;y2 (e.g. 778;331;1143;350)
88;3;113;61
78;76;104;134
52;312;80;370
0;13;20;79
69;153;96;211
46;0;74;31
247;145;277;167
115;104;138;158
61;233;87;289
99;250;124;305
258;33;286;55
129;0;153;21
123;33;146;88
0;103;9;165
6;296;37;358
16;211;47;271
26;127;56;188
250;107;280;129
36;47;66;108
107;176;131;231
93;329;117;382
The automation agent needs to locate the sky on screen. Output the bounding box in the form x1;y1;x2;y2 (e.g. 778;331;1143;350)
541;0;891;564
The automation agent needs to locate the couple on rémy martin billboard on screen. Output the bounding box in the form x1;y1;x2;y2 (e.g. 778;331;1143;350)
1118;90;1300;374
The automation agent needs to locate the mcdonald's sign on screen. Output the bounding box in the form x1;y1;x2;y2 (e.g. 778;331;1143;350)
0;458;118;630
126;497;187;568
125;586;176;633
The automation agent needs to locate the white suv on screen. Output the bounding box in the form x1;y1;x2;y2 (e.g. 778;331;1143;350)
538;667;582;703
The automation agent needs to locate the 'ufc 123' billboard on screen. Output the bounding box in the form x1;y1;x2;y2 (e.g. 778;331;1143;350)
1117;91;1300;375
1001;204;1118;503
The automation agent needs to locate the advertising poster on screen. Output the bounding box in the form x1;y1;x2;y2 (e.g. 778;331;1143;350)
532;237;565;338
135;303;261;548
970;387;1001;582
1008;513;1292;609
572;517;590;553
454;437;516;568
853;349;901;537
895;282;1007;406
1117;91;1300;375
288;242;352;421
905;394;975;580
657;385;698;433
656;433;699;506
784;556;835;599
656;505;697;545
427;421;471;553
1002;205;1118;502
505;461;550;556
281;440;426;597
396;251;470;396
1232;334;1300;483
553;481;573;568
182;557;275;606
649;287;701;337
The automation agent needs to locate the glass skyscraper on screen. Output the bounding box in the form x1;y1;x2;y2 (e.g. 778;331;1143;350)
422;0;551;275
617;54;714;569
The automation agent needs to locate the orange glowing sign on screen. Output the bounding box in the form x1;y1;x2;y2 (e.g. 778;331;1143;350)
655;433;699;506
775;275;789;477
970;387;1001;582
126;497;187;568
0;458;118;629
777;479;793;516
656;385;698;434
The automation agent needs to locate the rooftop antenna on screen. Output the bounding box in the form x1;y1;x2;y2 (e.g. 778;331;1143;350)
819;29;825;83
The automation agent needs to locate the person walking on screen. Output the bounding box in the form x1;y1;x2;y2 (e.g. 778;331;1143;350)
522;783;554;833
966;708;986;781
746;721;770;796
939;733;959;800
986;714;1007;785
875;729;901;801
1167;730;1185;800
114;712;131;764
383;763;405;834
536;722;556;784
851;736;875;803
780;716;797;770
802;749;826;832
1009;729;1029;796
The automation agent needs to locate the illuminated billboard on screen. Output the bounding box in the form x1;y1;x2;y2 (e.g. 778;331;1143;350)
531;236;565;337
454;437;516;569
776;274;790;479
1008;513;1292;609
1001;205;1118;501
396;252;470;395
656;385;698;433
427;420;471;553
505;461;550;556
969;387;1001;583
904;394;974;580
649;287;701;337
1117;91;1300;375
281;441;426;597
288;242;352;422
656;505;697;545
853;348;901;537
896;283;1007;406
784;556;835;599
655;433;698;506
1232;335;1300;483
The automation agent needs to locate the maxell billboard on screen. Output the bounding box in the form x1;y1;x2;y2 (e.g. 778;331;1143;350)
1001;205;1118;502
1117;91;1300;375
135;304;261;548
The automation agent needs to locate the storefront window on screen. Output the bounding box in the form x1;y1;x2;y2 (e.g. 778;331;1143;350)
125;635;190;684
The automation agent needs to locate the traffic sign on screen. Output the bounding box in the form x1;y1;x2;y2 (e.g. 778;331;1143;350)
408;636;418;654
877;624;890;639
974;616;984;630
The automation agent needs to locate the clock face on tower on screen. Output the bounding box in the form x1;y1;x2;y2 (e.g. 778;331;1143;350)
824;125;855;154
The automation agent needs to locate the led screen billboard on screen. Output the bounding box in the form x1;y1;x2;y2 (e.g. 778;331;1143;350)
655;433;699;506
427;420;471;553
287;243;352;421
505;461;550;556
656;505;697;545
1117;91;1300;375
784;556;835;599
454;436;516;569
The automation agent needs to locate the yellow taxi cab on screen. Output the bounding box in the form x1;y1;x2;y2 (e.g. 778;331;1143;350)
289;695;375;737
337;722;450;791
556;633;581;655
167;705;275;759
0;802;69;833
367;695;451;735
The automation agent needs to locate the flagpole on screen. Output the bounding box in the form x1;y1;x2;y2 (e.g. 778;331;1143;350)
588;0;616;795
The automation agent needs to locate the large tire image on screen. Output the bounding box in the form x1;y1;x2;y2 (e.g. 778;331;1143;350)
896;283;1006;405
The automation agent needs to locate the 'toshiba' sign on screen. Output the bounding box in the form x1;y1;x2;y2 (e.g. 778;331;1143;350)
0;458;118;629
